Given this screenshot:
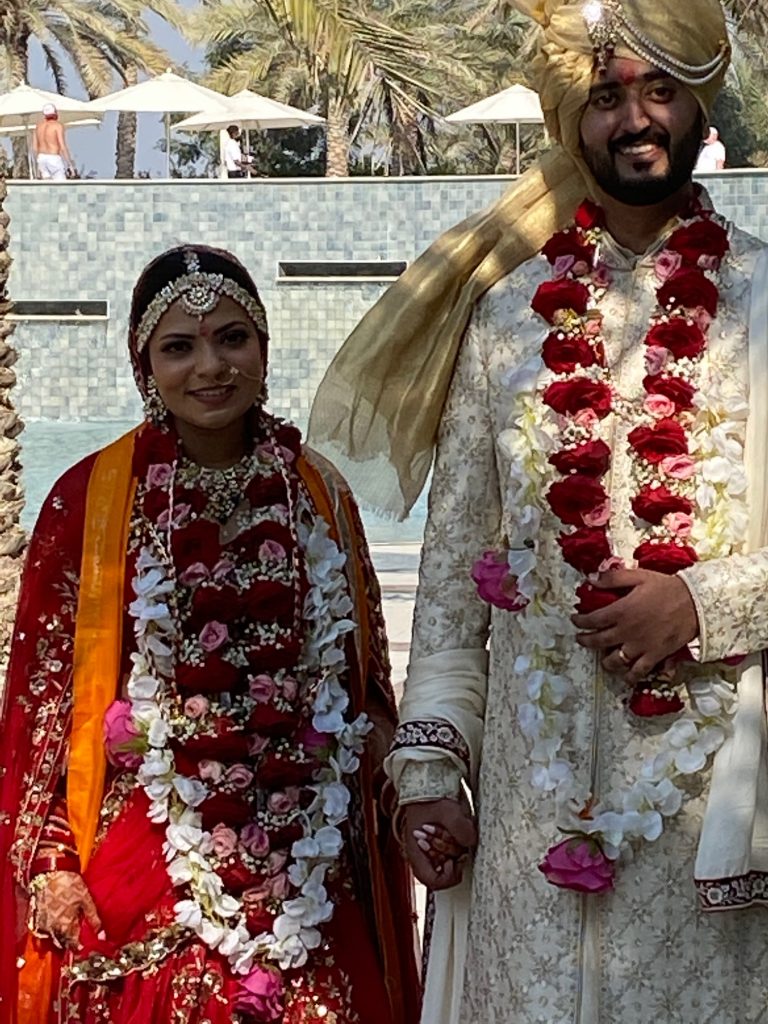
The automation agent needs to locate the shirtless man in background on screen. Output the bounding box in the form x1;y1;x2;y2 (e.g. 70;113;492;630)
33;104;74;180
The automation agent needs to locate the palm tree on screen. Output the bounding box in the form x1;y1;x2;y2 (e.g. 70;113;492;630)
0;171;26;680
188;0;453;176
0;0;178;177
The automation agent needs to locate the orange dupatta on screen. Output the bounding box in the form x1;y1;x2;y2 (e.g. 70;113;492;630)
17;429;138;1023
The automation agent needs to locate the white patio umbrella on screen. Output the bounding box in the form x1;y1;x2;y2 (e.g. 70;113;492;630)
86;70;228;177
175;89;325;177
0;82;103;175
445;83;545;174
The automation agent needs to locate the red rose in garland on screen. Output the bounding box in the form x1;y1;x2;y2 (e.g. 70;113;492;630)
629;688;685;717
175;653;241;694
542;332;598;374
171;519;222;569
531;279;591;324
574;199;604;231
634;540;698;574
541;229;596;269
643;374;696;411
549;439;611;477
631;485;693;524
644;319;706;360
188;583;243;628
547;475;608;527
575;582;624;614
558;527;611;575
544;378;612;418
667;219;729;266
627;419;688;464
657;269;719;317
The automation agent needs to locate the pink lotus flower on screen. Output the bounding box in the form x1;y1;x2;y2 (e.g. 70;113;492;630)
103;699;144;768
235;967;284;1021
470;551;528;612
199;620;229;652
654;250;682;282
241;822;270;858
146;462;173;488
210;823;238;858
582;498;612;527
198;759;224;783
664;511;694;538
645;345;670;376
539;835;615;893
267;788;299;815
225;764;255;790
184;695;209;719
644;393;676;419
660;454;698;480
259;539;286;563
249;674;276;703
179;562;209;586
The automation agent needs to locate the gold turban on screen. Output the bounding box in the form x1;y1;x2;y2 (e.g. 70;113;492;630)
307;0;730;518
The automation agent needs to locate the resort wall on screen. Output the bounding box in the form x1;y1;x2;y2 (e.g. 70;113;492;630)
6;170;768;426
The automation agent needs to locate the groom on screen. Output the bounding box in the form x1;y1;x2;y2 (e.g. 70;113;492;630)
310;0;768;1022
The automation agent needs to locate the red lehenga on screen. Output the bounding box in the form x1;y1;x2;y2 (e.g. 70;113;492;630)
0;415;420;1024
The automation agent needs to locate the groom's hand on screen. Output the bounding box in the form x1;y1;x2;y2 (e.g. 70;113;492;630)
401;799;477;891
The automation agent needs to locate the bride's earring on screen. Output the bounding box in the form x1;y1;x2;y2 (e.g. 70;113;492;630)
143;376;168;427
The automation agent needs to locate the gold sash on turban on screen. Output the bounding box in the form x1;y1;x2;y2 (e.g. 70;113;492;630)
307;0;730;518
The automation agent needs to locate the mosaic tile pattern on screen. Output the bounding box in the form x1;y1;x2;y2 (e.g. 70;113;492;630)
4;173;767;423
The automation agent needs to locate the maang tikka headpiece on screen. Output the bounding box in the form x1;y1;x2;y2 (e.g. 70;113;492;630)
582;0;729;83
135;247;268;352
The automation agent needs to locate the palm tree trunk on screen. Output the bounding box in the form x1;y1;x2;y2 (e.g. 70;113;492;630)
115;64;139;179
10;26;31;179
0;175;27;686
325;96;350;177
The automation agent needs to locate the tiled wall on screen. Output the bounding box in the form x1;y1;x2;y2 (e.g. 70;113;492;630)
5;171;767;424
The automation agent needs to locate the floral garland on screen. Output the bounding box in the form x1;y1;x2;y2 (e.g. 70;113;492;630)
104;422;371;1016
472;198;748;891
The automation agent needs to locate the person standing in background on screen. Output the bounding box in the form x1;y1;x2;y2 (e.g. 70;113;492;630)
224;124;246;178
695;125;726;171
32;105;74;181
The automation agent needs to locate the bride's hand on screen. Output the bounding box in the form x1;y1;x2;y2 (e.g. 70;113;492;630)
32;870;102;949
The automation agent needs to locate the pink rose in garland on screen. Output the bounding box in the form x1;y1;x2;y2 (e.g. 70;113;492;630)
235;966;285;1022
103;700;144;768
539;835;614;893
471;551;529;612
200;620;229;652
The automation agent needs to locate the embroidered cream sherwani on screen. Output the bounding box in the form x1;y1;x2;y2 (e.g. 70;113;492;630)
390;213;768;1024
